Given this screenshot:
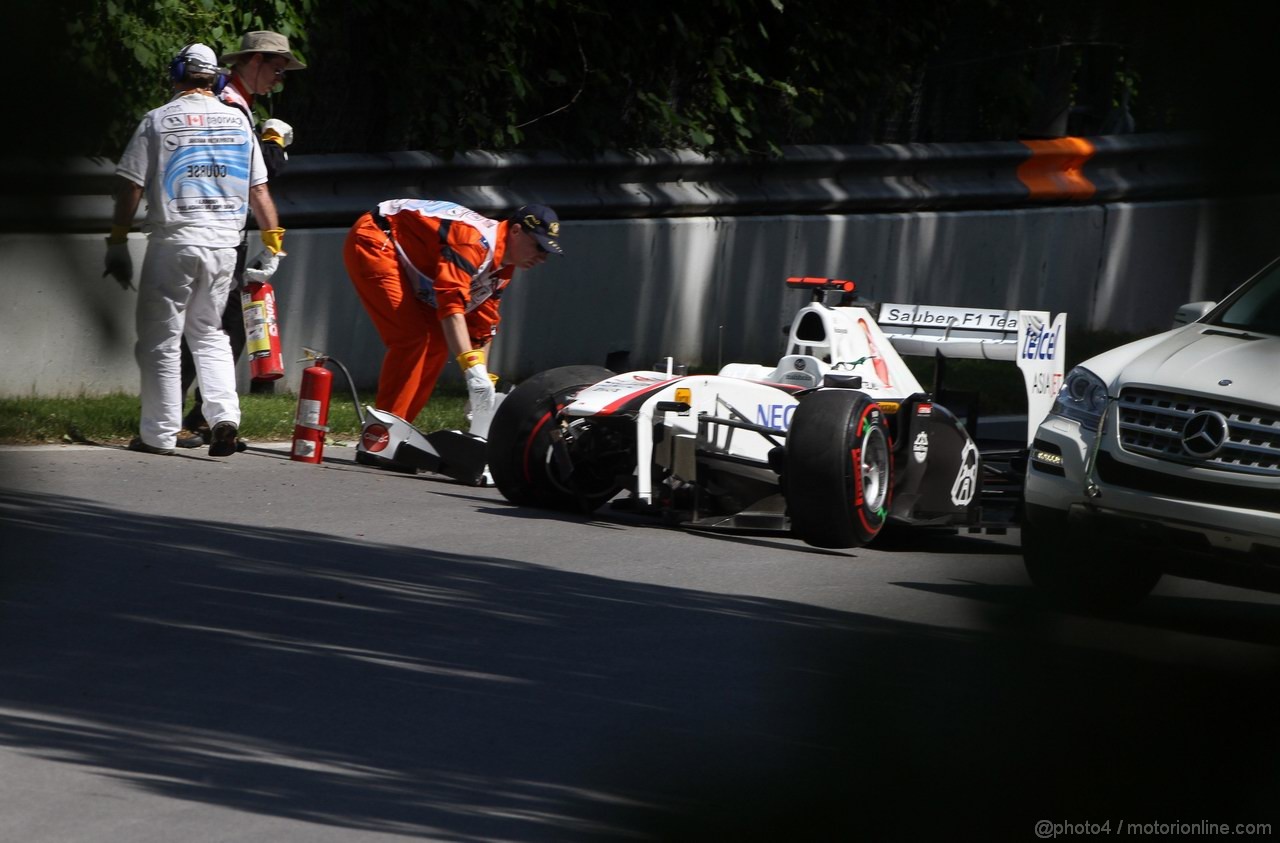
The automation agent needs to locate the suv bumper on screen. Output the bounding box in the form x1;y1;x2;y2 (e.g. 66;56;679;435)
1026;417;1280;557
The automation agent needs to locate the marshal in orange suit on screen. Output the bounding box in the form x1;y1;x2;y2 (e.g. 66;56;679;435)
343;200;562;424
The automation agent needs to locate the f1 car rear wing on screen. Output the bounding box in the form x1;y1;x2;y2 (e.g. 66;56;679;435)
780;279;1066;446
877;303;1067;447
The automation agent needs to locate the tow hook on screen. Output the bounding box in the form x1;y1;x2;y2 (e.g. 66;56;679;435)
1082;397;1113;499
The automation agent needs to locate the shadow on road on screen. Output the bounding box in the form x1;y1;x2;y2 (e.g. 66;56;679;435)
2;489;1278;840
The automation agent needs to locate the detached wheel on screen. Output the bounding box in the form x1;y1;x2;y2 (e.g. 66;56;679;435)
1022;509;1161;612
786;390;893;548
487;366;625;512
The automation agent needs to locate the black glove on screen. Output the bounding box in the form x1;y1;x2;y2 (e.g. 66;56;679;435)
103;241;134;290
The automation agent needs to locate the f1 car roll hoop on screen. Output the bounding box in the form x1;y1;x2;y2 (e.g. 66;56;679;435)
487;276;1067;549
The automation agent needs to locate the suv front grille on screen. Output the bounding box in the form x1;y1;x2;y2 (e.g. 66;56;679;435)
1117;388;1280;477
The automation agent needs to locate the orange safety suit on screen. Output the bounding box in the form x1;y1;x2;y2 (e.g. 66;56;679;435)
344;200;513;422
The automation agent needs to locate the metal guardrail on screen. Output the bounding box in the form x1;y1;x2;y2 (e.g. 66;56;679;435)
5;132;1212;232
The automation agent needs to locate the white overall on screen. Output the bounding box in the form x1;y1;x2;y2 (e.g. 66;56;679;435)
117;91;266;448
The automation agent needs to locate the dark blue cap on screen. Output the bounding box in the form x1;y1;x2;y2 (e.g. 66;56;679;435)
511;204;563;254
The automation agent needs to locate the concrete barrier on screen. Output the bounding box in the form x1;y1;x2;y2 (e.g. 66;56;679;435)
4;134;1278;396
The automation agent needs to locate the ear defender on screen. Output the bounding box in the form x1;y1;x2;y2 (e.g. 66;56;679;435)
168;52;187;84
168;44;227;94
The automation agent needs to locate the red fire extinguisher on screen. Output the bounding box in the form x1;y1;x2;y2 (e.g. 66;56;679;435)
242;281;284;381
291;360;332;463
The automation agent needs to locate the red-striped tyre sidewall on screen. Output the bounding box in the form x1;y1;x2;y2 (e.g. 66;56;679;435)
786;389;892;548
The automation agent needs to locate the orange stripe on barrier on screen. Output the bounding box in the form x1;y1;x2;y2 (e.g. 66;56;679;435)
1017;137;1096;200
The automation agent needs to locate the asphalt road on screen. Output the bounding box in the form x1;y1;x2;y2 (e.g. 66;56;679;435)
2;442;1279;841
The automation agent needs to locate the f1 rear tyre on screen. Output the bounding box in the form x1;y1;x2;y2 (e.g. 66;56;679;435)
786;390;892;548
487;365;622;512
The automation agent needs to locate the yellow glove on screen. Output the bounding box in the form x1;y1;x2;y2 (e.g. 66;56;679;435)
260;228;287;256
456;349;485;371
106;224;130;246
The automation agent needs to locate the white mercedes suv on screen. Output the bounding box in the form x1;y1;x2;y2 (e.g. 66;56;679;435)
1023;257;1280;609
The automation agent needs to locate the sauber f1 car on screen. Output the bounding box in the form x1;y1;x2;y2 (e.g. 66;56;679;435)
487;277;1067;548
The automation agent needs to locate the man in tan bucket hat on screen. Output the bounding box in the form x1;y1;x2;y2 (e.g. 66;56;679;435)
175;30;307;448
220;30;307;71
218;31;305;158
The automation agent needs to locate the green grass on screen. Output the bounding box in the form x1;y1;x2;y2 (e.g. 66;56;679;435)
1;329;1145;444
0;389;469;445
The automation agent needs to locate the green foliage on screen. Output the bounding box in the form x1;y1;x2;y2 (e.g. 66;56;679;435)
60;0;312;156
49;0;1225;159
0;390;467;445
282;0;957;157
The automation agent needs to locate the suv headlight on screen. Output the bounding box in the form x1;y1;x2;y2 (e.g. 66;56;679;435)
1049;366;1109;431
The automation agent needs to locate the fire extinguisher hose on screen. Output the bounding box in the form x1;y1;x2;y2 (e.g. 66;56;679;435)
299;349;366;427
